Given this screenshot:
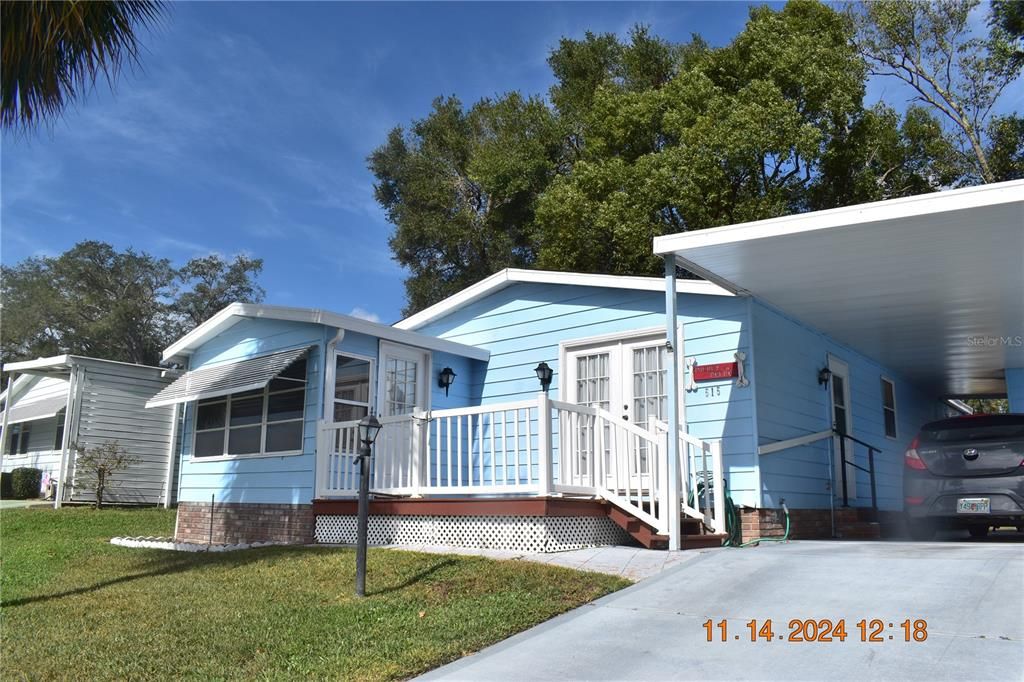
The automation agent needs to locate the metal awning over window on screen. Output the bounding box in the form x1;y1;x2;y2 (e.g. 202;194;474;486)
145;347;311;408
2;396;67;425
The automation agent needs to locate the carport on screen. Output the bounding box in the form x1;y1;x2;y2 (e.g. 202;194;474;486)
655;180;1024;406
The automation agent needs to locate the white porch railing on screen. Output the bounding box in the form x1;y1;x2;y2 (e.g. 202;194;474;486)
315;393;725;538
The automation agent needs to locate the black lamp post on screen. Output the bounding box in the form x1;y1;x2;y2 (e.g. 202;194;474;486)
355;413;382;597
534;362;553;393
438;367;456;396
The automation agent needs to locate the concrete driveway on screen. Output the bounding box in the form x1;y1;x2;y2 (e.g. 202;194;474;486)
422;538;1023;681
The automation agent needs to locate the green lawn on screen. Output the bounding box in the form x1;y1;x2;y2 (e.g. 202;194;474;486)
1;508;628;680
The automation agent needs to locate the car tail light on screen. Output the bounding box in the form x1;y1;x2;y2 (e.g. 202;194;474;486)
905;436;928;471
904;496;925;506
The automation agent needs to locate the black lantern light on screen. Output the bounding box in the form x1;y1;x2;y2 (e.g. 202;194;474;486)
534;361;553;393
357;414;383;446
438;367;457;396
817;366;832;386
354;413;382;597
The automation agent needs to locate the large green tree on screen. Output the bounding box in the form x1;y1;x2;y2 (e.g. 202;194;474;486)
371;0;1022;313
369;93;563;314
1;0;165;131
851;0;1023;183
1;242;264;367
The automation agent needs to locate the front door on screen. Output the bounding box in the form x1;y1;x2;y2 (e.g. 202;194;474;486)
565;332;673;481
828;355;856;502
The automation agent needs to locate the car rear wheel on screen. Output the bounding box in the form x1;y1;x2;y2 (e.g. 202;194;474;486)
907;519;936;541
967;524;990;539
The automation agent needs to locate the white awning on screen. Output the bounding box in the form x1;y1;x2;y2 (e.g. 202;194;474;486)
145;347;311;408
654;180;1024;397
2;396;67;425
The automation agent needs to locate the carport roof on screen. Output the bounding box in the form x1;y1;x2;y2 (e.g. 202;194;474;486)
653;180;1024;397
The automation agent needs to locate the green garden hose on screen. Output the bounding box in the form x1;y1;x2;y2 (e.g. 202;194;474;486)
689;479;790;547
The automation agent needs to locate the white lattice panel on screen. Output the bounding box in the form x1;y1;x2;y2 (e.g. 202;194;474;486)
314;514;632;553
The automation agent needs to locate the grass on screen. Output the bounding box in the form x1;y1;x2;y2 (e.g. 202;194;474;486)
0;507;629;680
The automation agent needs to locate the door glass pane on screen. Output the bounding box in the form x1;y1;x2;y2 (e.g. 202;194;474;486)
335;356;370;402
385;356;418;415
832;375;845;407
334;403;369;422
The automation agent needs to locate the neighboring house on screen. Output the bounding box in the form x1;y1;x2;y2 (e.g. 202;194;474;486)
155;180;1023;552
0;356;180;506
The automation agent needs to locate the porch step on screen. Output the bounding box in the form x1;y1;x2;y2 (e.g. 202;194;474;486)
606;505;723;550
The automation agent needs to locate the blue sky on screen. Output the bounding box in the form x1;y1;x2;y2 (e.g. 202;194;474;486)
1;1;1017;325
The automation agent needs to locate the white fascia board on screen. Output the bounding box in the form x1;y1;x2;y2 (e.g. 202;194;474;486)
3;355;73;373
394;268;733;331
161;303;490;363
653;179;1024;257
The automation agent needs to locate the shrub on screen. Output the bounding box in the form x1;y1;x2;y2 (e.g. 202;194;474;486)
73;441;138;508
0;471;12;498
10;467;43;499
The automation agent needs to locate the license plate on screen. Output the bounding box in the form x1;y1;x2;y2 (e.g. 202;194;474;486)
957;498;990;514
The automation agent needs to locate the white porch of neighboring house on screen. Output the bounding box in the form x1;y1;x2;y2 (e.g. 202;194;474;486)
0;355;180;506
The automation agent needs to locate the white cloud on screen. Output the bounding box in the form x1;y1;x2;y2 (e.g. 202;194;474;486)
348;307;381;323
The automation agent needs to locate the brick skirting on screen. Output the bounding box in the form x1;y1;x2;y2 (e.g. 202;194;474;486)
175;502;313;545
737;507;884;542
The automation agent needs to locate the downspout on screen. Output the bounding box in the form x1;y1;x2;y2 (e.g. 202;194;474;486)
55;365;83;509
664;256;682;550
322;328;345;420
0;375;12;474
162;402;181;509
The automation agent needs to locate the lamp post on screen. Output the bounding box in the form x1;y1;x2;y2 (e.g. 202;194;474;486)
355;413;382;597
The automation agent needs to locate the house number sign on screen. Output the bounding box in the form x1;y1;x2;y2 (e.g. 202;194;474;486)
693;362;738;382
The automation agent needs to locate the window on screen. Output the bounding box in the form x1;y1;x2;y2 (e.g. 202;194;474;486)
334;355;372;422
8;422;31;454
193;358;307;458
54;411;66;451
881;377;897;439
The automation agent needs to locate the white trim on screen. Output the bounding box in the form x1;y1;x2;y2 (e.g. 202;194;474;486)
758;430;834;456
330;350;375;422
880;376;898;440
828;355;855;501
4;354;170;375
395;269;733;331
162;303;489;363
654;179;1024;256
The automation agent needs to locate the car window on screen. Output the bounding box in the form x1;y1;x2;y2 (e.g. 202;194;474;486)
920;416;1024;442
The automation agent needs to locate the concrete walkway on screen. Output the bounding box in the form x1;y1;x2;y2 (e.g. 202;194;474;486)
420;539;1023;681
384;543;713;581
0;499;52;510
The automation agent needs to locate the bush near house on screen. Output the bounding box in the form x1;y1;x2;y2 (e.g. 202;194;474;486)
9;467;42;499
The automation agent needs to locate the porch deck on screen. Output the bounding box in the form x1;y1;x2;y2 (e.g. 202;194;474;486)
314;394;727;550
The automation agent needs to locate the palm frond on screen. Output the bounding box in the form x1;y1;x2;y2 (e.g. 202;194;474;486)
1;0;165;131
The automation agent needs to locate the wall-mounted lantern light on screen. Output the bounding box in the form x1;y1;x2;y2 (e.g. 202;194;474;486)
534;362;553;393
817;367;832;386
437;367;456;396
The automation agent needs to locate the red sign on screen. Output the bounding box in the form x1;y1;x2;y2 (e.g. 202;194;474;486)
693;362;738;382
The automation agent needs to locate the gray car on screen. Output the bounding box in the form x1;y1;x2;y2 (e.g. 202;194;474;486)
904;414;1024;540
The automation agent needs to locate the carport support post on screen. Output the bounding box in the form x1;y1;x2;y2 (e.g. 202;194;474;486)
664;256;682;550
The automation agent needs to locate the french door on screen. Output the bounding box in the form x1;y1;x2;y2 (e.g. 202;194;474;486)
564;332;673;483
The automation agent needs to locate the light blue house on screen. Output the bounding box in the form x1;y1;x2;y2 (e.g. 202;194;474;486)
151;180;1023;551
